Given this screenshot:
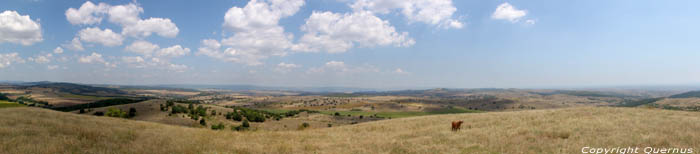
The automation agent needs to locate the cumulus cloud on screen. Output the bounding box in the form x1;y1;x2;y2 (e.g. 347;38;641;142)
125;40;159;56
53;47;64;54
122;18;179;38
125;40;189;58
62;37;85;51
0;10;43;45
350;0;463;29
78;52;115;67
65;1;110;25
66;1;179;38
78;52;105;63
107;3;142;26
197;0;303;65
29;53;52;64
275;62;301;73
491;3;527;23
121;56;187;72
156;45;190;58
0;52;25;68
295;11;414;53
78;27;124;46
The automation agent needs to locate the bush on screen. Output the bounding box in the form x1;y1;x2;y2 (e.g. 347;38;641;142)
298;122;310;130
93;111;104;116
334;112;340;116
128;107;137;118
106;108;128;118
199;119;207;126
242;120;250;128
79;108;86;114
327;123;332;127
211;123;225;130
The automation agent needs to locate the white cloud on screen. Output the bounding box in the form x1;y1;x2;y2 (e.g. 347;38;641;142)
525;19;536;25
275;62;301;73
65;1;110;25
125;40;189;58
295;11;415;53
121;56;145;64
107;3;142;26
307;61;379;74
350;0;463;29
196;39;222;58
0;52;25;68
125;40;159;56
0;10;43;45
66;1;179;39
198;0;304;65
78;27;124;46
78;52;105;64
47;65;59;70
29;53;52;64
62;37;85;51
122;56;187;72
156;45;190;58
491;3;527;23
53;47;64;54
394;68;408;74
122;18;179;38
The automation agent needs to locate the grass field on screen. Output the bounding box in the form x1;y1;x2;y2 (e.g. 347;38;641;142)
0;100;24;108
1;107;698;153
264;107;481;119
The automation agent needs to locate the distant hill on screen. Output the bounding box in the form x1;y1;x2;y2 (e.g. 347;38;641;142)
1;107;698;153
669;91;700;98
22;82;126;96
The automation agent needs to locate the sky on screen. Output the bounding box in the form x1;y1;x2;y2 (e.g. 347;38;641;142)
0;0;699;89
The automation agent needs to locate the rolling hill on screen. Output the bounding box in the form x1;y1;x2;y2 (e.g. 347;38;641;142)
1;107;698;153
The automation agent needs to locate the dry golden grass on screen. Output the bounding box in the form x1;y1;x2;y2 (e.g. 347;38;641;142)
1;107;699;153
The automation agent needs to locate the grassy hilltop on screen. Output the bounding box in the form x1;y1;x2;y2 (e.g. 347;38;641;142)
1;107;699;153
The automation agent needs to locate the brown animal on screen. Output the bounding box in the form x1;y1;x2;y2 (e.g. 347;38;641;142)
451;120;464;131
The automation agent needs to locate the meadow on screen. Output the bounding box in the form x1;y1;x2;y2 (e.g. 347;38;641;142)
1;107;698;153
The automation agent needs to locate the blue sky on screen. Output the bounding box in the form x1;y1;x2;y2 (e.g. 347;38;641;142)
0;0;699;89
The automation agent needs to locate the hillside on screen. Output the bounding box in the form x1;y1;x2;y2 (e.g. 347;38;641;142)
1;107;699;153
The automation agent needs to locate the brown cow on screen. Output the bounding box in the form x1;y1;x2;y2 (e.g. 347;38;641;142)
451;120;464;131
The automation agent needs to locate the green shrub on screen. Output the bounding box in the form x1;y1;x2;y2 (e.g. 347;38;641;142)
93;111;104;116
211;123;225;130
242;120;250;128
106;108;128;118
128;107;136;118
199;119;206;126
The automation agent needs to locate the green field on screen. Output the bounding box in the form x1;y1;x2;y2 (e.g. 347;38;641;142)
0;100;25;108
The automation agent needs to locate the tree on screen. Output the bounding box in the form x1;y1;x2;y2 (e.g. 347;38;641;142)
232;112;243;121
199;119;206;126
242;119;250;128
106;108;127;118
128;107;137;118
